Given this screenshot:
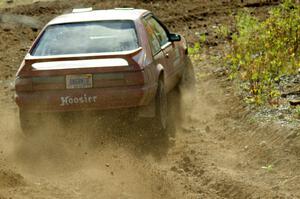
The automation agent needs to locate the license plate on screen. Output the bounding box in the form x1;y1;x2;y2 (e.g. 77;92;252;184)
66;74;93;89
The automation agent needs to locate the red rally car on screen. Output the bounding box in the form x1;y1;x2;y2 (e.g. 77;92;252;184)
15;8;192;133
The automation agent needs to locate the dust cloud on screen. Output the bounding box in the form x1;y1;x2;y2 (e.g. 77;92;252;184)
0;106;181;198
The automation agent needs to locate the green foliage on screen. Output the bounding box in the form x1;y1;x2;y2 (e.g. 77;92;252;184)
188;42;201;55
188;34;206;55
227;0;300;105
199;34;207;44
262;164;273;172
216;25;231;40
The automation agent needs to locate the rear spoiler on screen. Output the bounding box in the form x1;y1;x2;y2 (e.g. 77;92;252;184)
19;47;143;75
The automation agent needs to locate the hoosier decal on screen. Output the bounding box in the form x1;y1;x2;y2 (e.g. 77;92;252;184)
60;94;97;106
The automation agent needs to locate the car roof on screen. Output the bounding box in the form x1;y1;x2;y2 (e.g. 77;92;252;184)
48;9;150;25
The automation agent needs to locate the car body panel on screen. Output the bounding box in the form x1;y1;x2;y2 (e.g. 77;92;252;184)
16;83;157;112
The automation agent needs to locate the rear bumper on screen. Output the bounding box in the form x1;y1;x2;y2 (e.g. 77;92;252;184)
15;84;157;112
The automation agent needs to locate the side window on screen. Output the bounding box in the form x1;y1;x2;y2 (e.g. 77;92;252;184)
146;17;169;47
142;19;161;55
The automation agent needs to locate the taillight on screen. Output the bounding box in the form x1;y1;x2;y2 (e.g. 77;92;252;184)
15;77;32;91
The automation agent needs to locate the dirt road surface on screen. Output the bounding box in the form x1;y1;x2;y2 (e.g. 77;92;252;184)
0;0;299;198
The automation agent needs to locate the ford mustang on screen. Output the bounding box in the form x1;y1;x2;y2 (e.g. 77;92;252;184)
15;8;194;134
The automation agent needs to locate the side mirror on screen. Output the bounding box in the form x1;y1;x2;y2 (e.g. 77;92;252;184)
169;33;181;42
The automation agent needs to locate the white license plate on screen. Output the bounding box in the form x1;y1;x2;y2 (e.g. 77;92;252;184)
66;74;93;89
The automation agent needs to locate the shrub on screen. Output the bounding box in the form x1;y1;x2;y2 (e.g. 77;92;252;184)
227;0;300;104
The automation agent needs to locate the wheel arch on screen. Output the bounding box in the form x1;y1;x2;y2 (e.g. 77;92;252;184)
156;63;165;83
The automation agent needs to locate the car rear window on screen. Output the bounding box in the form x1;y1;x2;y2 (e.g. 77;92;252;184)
31;20;139;56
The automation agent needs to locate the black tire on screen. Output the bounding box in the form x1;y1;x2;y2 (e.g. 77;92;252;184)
154;79;168;132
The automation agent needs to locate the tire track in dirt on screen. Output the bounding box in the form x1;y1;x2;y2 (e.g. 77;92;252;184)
163;52;300;198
